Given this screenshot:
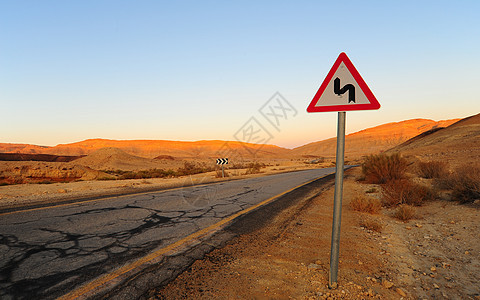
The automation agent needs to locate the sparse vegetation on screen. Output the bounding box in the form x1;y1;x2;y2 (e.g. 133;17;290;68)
362;153;408;184
417;160;448;179
432;164;480;204
104;168;176;179
359;155;477;224
382;179;436;207
215;168;229;178
176;162;214;176
244;162;265;175
359;153;436;208
350;195;381;214
230;162;247;169
101;162;215;180
359;217;383;232
393;204;416;221
448;164;480;203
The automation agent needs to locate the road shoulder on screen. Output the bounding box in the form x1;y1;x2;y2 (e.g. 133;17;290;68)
153;168;401;299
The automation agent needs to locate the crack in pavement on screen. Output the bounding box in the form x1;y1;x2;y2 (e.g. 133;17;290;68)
0;201;246;299
0;168;335;299
0;208;176;299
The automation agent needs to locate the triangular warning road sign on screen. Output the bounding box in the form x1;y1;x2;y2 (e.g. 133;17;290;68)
307;52;380;112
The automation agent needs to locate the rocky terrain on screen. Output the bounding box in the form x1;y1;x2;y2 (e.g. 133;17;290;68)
0;161;106;185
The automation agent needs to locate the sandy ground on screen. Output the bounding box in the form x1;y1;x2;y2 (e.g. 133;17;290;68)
382;200;480;299
0;163;328;211
153;168;480;299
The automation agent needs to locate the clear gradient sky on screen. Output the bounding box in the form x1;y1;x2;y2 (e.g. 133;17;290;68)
1;1;479;149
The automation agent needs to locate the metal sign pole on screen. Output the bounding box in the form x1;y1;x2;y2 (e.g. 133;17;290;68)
222;165;224;178
306;52;379;289
329;111;346;289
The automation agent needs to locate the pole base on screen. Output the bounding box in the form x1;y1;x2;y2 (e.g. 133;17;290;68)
328;281;338;290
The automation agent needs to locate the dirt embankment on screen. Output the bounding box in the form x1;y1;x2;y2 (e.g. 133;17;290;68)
153;168;480;299
0;161;105;185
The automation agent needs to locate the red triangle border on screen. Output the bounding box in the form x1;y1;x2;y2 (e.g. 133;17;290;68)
307;52;380;113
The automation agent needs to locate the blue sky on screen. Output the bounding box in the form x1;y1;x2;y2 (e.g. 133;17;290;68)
1;1;479;148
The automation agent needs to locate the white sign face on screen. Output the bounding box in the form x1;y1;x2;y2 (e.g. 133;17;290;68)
315;62;371;106
307;52;380;113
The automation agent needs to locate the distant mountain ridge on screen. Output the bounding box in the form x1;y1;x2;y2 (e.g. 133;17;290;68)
0;143;49;154
0;117;461;160
0;139;290;159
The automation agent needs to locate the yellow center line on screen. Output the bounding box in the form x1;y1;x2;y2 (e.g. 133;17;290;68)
58;174;328;300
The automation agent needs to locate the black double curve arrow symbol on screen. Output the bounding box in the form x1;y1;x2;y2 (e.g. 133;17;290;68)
334;78;355;103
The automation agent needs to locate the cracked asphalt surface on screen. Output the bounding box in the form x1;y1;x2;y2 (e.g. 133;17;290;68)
0;168;334;299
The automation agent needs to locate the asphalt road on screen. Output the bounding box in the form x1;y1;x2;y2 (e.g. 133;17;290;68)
0;168;335;299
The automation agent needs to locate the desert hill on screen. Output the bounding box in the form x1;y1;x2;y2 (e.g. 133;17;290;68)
71;147;185;171
292;118;460;160
389;113;480;167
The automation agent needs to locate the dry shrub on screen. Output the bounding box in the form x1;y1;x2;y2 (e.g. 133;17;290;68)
350;195;381;214
215;168;229;178
113;168;176;179
362;153;408;184
394;205;416;221
177;162;213;176
230;162;246;169
382;179;436;207
447;164;480;204
244;162;264;175
359;217;383;232
417;161;448;179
